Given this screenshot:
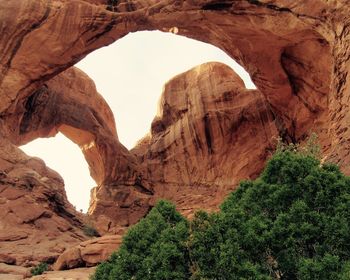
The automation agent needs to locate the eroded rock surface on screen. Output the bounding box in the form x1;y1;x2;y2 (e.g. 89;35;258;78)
0;137;86;266
53;235;123;270
29;267;95;280
133;62;278;216
0;0;350;276
7;67;137;187
0;263;31;278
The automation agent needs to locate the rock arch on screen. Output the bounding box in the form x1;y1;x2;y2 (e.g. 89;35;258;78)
17;67;137;187
0;0;349;238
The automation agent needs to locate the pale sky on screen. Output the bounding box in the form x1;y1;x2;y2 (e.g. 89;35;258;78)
21;31;255;212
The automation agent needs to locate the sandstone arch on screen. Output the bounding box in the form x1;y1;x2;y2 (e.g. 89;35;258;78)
0;0;335;141
1;0;350;265
17;67;137;187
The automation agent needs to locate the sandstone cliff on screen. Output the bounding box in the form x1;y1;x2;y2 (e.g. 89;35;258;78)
133;62;278;217
0;0;350;277
0;135;85;267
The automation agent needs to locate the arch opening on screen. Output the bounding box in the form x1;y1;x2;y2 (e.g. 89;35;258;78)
20;30;256;217
76;30;256;149
21;133;95;213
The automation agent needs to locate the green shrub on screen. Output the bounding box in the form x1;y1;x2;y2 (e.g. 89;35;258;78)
91;200;190;280
83;225;100;237
92;141;350;279
31;262;48;276
190;149;350;279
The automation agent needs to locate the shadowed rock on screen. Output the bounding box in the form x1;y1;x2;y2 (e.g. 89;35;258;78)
0;0;350;273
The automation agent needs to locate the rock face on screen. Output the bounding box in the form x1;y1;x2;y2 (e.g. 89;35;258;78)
30;267;95;280
53;235;123;270
7;67;136;187
133;62;278;216
0;0;350;274
0;65;138;265
0;136;86;266
0;263;31;278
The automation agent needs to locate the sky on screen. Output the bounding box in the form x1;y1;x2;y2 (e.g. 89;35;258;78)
21;31;255;212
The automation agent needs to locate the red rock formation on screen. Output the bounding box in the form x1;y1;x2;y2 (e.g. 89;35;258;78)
133;62;278;216
0;0;350;276
0;62;153;273
0;137;85;266
53;235;123;270
30;267;95;280
0;0;337;139
7;67;136;187
0;263;31;279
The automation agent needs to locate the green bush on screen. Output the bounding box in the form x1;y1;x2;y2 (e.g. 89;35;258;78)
92;144;350;279
91;200;190;280
83;225;100;237
190;149;350;279
31;262;48;276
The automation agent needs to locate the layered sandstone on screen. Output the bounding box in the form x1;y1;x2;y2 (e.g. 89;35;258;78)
53;234;123;270
0;0;348;173
0;136;86;266
133;62;278;216
30;267;95;280
0;0;340;143
0;0;350;277
0;263;31;278
7;67;136;187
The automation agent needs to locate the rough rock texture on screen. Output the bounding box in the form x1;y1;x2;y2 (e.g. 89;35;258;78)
133;62;278;216
1;0;350;275
0;66;136;266
7;66;136;187
0;274;24;280
89;62;279;232
0;263;31;278
53;235;123;270
0;136;87;266
0;0;341;145
29;267;95;280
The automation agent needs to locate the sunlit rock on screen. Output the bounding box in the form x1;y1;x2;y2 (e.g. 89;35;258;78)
0;0;350;275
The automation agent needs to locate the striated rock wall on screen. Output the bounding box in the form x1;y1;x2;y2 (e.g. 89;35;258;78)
0;0;348;173
0;136;85;266
53;235;123;270
0;0;337;139
133;62;278;216
16;67;137;186
0;0;350;270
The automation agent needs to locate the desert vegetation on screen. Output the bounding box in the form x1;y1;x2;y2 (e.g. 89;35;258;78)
31;262;48;276
83;224;100;238
92;140;350;279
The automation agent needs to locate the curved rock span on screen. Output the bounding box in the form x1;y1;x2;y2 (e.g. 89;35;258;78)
0;0;350;273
